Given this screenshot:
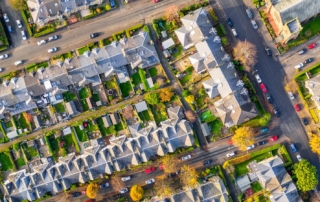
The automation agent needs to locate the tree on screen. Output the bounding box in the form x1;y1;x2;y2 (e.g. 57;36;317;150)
293;159;318;192
185;110;196;122
145;92;160;105
233;40;257;71
164;5;179;23
23;112;33;125
110;175;125;192
182;90;191;97
161;154;178;174
86;183;99;199
185;95;195;104
59;147;67;157
231;126;254;151
310;134;320;156
9;0;27;11
199;88;206;97
154;175;173;198
130;185;144;201
284;80;297;93
180;165;199;188
159;88;174;102
106;5;111;11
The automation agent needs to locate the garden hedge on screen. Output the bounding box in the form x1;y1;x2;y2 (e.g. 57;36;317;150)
20;10;33;36
193;131;200;148
294;62;320;79
125;23;143;38
279;145;292;166
138;68;149;91
33;25;55;38
71;131;81;152
219;23;227;35
112;30;125;41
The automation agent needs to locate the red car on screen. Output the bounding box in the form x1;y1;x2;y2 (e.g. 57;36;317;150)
153;0;159;2
308;43;317;49
159;165;165;170
86;200;94;202
260;83;267;93
294;104;300;112
145;167;156;174
269;135;278;142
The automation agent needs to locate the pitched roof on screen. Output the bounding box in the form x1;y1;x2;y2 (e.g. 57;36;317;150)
202;78;219;98
134;101;148;113
65;101;79;116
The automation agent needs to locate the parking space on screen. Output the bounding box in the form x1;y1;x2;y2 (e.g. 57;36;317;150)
0;0;25;49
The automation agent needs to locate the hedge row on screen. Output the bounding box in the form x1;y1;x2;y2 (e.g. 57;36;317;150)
125;23;143;38
20;10;33;36
279;145;292;167
71;131;81;152
112;30;125;41
193;131;200;148
309;109;319;123
138;68;149;91
294;62;320;79
33;25;55;38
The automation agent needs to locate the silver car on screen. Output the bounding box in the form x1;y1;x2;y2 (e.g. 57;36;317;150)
251;20;258;29
246;9;253;18
294;63;304;69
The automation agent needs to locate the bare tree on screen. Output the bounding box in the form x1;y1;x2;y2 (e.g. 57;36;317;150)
164;5;179;23
233;40;257;72
110;175;125;192
154;175;173;198
185;110;196;122
284;80;297;93
156;77;166;86
180;165;199;188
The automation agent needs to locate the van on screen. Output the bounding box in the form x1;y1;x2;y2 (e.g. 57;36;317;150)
21;31;27;40
14;61;23;66
246;9;253;18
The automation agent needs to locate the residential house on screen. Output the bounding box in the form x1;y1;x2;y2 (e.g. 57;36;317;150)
248;156;302;202
305;75;320;110
264;0;320;43
62;127;72;135
65;101;79;117
200;123;211;137
236;175;251;192
101;115;112;128
175;7;258;127
109;113;120;125
167;106;184;120
3;115;194;201
134;101;148;113
33;115;42;130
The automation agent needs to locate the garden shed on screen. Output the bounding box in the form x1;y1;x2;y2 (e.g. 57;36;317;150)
162;38;175;50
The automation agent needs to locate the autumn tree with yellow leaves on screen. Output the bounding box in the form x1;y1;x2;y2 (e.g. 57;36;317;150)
130;185;144;201
86;183;99;199
161;154;178;174
310;134;320;156
154;175;173;198
231;126;255;151
180;165;199;188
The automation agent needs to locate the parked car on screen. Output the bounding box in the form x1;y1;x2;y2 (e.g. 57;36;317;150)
295;63;304;69
48;47;58;53
119;188;128;194
255;74;262;83
226;18;233;27
110;0;116;7
273;108;280;117
296;155;302;161
265;47;272;56
90;33;99;38
298;48;307;55
48;35;58;41
3;14;9;22
266;94;273;104
181;154;191;161
121;176;131;181
260;127;268;133
308;43;317;49
8;25;13;33
145;167;156;174
260;83;267;93
153;0;159;2
257;140;267;146
290;143;297;152
288;92;294;100
203;160;213;166
294;104;300;112
72;192;81;197
251;20;258;29
226;152;235;157
302;117;308;125
14;60;23;66
246;8;253;18
0;54;8;60
21;31;27;40
168;172;176;178
38;40;47;45
16;20;22;28
246;144;255;151
269;135;278;142
0;68;3;72
231;28;237;37
145;178;155;184
304;58;314;64
100;183;109;188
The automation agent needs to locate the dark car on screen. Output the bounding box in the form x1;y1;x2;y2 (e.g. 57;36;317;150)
257;140;267;146
265;47;272;56
304;58;314;64
273;108;280;117
72;192;81;197
226;18;233;27
203;160;213;166
260;127;268;133
266;94;273;104
90;33;99;38
302;117;308;125
291;144;297;152
168;173;176;178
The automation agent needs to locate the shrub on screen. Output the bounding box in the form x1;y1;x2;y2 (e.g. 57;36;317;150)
112;30;125;41
106;4;111;11
33;25;55;38
125;23;144;38
309;109;319;123
138;68;149;91
20;10;33;36
219;23;227;35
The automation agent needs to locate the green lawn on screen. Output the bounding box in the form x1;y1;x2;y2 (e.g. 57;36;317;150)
54;102;66;113
5;120;13;128
0;152;13;171
49;135;59;153
106;125;116;135
115;122;124;131
132;73;142;85
172;44;183;58
195;96;205;109
79;87;90;99
180;74;192;85
87;121;99;132
105;80;117;89
97;117;109;136
18;115;29;129
77;46;90;55
148;67;158;77
81;99;89;111
200;110;216;123
16;157;25;167
23;144;38;158
235;152;273;176
119;81;132;97
150;104;168;124
64;134;74;147
62;92;77;102
92;93;100;102
138;110;152;122
251;181;262;193
208;119;223;135
74;126;89;142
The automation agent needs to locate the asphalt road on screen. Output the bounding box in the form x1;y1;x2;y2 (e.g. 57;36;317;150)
213;0;320;176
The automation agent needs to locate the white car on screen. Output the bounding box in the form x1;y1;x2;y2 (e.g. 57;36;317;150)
255;74;262;83
226;152;235;157
251;20;258;29
3;14;9;23
99;182;109;188
0;54;8;60
288;92;294;100
231;28;237;37
296;155;302;161
145;178;155;184
48;35;58;41
14;60;23;66
181;154;191;161
48;47;58;53
121;176;131;181
21;31;27;40
38;40;47;45
295;63;304;69
0;68;3;72
246;144;255;151
16;20;22;28
119;188;128;194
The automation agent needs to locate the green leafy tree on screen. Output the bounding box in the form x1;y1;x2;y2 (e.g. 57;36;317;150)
145;92;159;105
294;159;318;192
182;90;191;97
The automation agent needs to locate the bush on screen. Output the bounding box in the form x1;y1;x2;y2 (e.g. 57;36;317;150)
309;109;319;123
20;10;33;36
138;68;149;91
33;25;55;38
219;23;227;35
112;30;125;41
143;25;150;34
125;23;143;38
